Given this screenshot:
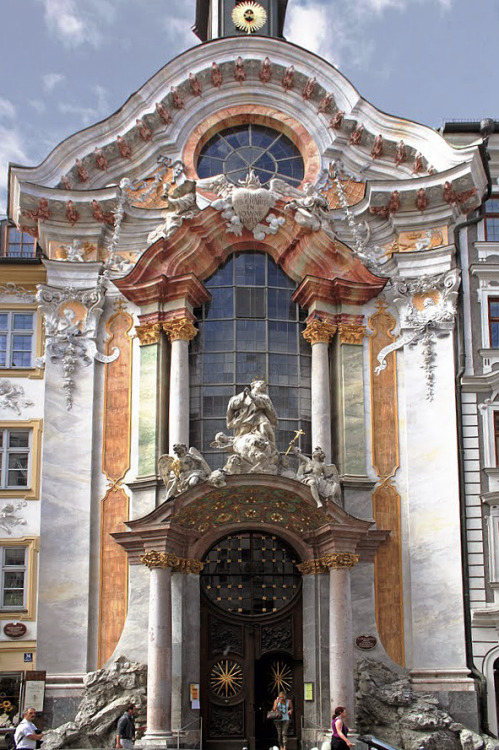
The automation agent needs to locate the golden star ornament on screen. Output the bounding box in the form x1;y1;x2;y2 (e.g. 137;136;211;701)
231;1;267;34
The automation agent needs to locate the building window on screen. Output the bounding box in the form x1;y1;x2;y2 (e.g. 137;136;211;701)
485;199;499;242
0;311;35;368
0;429;30;489
197;124;304;186
0;546;27;610
190;252;311;469
1;226;36;259
489;299;499;348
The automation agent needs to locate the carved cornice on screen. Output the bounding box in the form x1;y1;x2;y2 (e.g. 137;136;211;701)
135;322;162;346
302;319;337;345
140;550;204;573
297;552;360;574
163;317;198;342
337;322;366;345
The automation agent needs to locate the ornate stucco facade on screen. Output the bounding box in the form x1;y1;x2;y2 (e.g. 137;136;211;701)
2;0;498;746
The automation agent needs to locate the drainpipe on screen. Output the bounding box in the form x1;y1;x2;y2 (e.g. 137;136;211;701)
453;120;493;733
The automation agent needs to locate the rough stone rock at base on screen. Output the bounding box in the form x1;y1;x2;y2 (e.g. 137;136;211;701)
460;729;485;750
42;657;147;750
355;658;497;750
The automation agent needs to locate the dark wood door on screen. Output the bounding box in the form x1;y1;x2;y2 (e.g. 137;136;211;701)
200;532;303;750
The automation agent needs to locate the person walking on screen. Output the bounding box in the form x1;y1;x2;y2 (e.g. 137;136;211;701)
331;706;354;750
115;704;136;749
14;707;43;750
272;690;293;750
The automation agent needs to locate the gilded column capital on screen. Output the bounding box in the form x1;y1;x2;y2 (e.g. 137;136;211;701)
297;552;359;574
337;323;366;345
302;319;337;345
140;550;204;574
135;322;162;346
163;318;198;342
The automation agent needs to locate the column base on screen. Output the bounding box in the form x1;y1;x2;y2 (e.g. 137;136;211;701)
410;668;475;692
140;730;173;747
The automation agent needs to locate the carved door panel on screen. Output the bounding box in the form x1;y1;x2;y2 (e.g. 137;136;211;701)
200;531;303;750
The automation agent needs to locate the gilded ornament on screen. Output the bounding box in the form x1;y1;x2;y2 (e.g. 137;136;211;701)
140;550;204;573
163;318;198;342
231;1;267;33
302;319;337;345
135;322;162;346
337;323;366;345
297;552;359;574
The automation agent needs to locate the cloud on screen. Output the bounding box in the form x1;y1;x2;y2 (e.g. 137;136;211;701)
0;127;30;215
29;100;47;115
286;0;453;69
37;0;101;47
0;98;16;121
42;73;66;92
58;84;110;127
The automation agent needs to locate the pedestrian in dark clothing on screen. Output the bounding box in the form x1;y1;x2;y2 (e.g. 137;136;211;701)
115;704;136;749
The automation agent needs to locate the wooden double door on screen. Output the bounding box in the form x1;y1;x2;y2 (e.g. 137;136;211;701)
201;605;303;750
200;531;303;750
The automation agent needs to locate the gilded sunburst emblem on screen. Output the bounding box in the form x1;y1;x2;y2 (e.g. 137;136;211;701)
210;659;243;697
231;1;267;34
270;660;293;694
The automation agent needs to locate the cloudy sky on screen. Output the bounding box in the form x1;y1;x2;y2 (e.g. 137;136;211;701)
1;0;498;216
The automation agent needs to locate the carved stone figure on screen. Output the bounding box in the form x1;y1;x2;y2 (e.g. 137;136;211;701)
349;124;364;145
259;57;272;83
155;102;172;125
282;65;294;91
0;501;27;535
394;140;407;166
285;184;335;239
293;446;342;507
211;380;279;474
318;93;334;113
158;443;211;500
136;118;152;142
170;86;185;109
189;73;202;96
0;380;34;415
116;136;132;159
371;134;383;159
234;56;246;83
147;161;200;244
302;76;316;100
330;110;344;129
75;158;89;182
94;147;108;171
211;62;223;88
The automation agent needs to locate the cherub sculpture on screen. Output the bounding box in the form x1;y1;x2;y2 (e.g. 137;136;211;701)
158;443;211;500
293;446;342;507
147;161;200;244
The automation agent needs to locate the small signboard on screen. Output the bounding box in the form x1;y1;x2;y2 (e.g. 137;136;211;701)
190;683;200;710
355;634;377;650
23;653;33;663
304;682;314;701
24;680;44;711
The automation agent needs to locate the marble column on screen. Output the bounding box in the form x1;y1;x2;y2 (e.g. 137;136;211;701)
303;319;336;462
163;318;198;452
141;552;173;744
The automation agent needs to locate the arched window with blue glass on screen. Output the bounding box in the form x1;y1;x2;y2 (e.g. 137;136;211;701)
190;252;311;468
196;124;304;186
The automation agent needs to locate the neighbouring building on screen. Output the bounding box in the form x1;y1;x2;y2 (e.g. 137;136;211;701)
2;0;499;747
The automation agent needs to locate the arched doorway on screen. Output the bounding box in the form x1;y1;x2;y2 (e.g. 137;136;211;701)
200;531;303;750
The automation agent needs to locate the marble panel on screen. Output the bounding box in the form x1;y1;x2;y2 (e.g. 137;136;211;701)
181;575;201;725
138;344;159;476
402;339;468;670
107;564;149;664
340;345;366;476
37;362;96;673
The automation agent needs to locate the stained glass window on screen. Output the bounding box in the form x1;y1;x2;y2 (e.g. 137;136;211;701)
197;124;304;186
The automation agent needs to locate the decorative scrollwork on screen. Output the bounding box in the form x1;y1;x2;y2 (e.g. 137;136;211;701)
210;659;243;697
140;550;204;573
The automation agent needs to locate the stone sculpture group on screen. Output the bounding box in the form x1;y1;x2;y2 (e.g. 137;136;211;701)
158;379;342;508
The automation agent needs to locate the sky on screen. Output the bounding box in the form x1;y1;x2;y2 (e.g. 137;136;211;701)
0;0;498;216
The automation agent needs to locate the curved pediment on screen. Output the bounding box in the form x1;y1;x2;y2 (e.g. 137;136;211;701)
113;474;378;564
9;36;487;263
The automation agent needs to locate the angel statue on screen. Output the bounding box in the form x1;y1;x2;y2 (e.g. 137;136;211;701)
158;443;211;500
147;161;200;245
293;446;342;507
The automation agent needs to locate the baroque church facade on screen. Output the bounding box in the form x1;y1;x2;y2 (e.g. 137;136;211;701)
1;0;499;746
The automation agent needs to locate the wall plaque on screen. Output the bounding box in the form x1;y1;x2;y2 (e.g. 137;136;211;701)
355;634;377;650
3;622;27;638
